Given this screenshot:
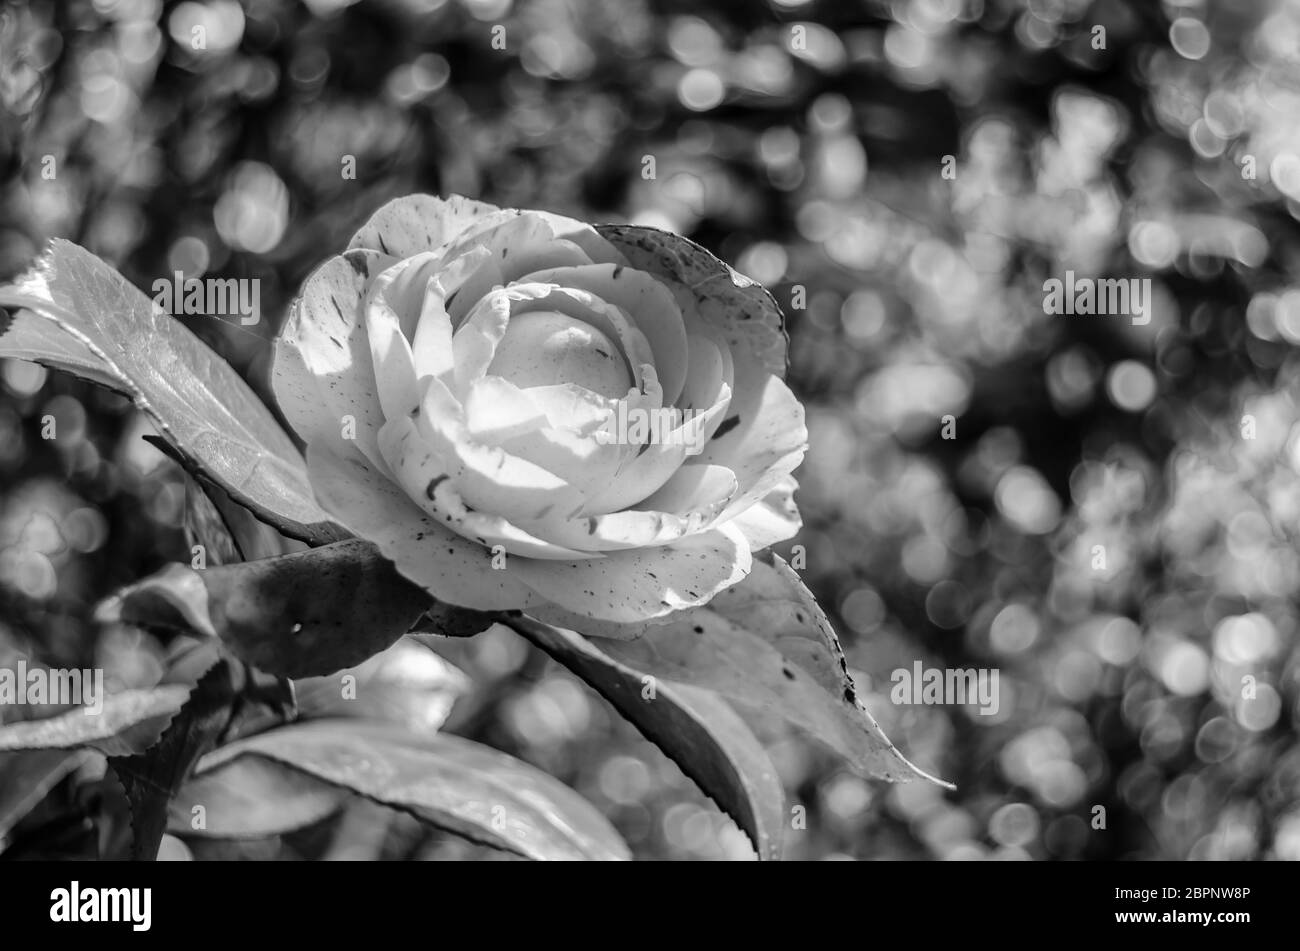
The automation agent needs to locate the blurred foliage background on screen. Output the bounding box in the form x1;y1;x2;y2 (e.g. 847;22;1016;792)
2;0;1300;860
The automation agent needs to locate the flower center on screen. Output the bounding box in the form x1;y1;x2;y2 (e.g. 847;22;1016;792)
487;310;631;399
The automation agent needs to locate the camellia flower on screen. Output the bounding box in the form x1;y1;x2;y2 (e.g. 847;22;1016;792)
272;194;807;626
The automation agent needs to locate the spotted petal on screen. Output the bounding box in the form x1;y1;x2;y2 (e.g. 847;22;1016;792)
508;521;753;623
306;442;541;610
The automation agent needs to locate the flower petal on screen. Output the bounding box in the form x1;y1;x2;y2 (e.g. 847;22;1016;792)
524;383;619;434
518;264;689;408
500;238;594;283
376;416;596;561
495;423;628;501
678;333;730;416
415;375;589;522
410;286;456;387
439;212;556;276
595;223;788;379
438;214;561;327
445;258;505;329
349;194;503;260
306;442;539;610
420;205;625;285
579;380;731;515
464;376;550;443
411;247;493;385
508;281;656;394
502;210;627;266
273;249;390;470
639;462;738;516
519;463;738;552
509;522;753;623
452;283;551;393
363;260;423;420
702;369;807;522
724;474;802;551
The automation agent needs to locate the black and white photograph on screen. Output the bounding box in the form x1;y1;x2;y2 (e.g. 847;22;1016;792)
0;0;1291;926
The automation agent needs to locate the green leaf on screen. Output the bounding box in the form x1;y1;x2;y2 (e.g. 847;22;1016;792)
294;637;470;731
196;719;631;861
97;540;443;679
593;553;951;788
168;755;345;839
0;240;343;545
504;615;785;860
0;686;190;756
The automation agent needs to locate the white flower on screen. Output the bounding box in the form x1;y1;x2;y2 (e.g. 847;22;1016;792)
272;194;806;625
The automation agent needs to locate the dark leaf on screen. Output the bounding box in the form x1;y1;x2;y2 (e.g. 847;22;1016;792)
97;539;448;679
165;436;298;566
107;660;246;860
106;657;293;860
183;472;241;568
505;615;785;860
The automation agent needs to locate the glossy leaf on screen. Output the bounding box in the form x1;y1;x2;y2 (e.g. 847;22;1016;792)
594;616;949;786
578;552;950;788
196;719;631;861
505;615;785;860
0;307;125;391
0;240;343;544
169;754;345;839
